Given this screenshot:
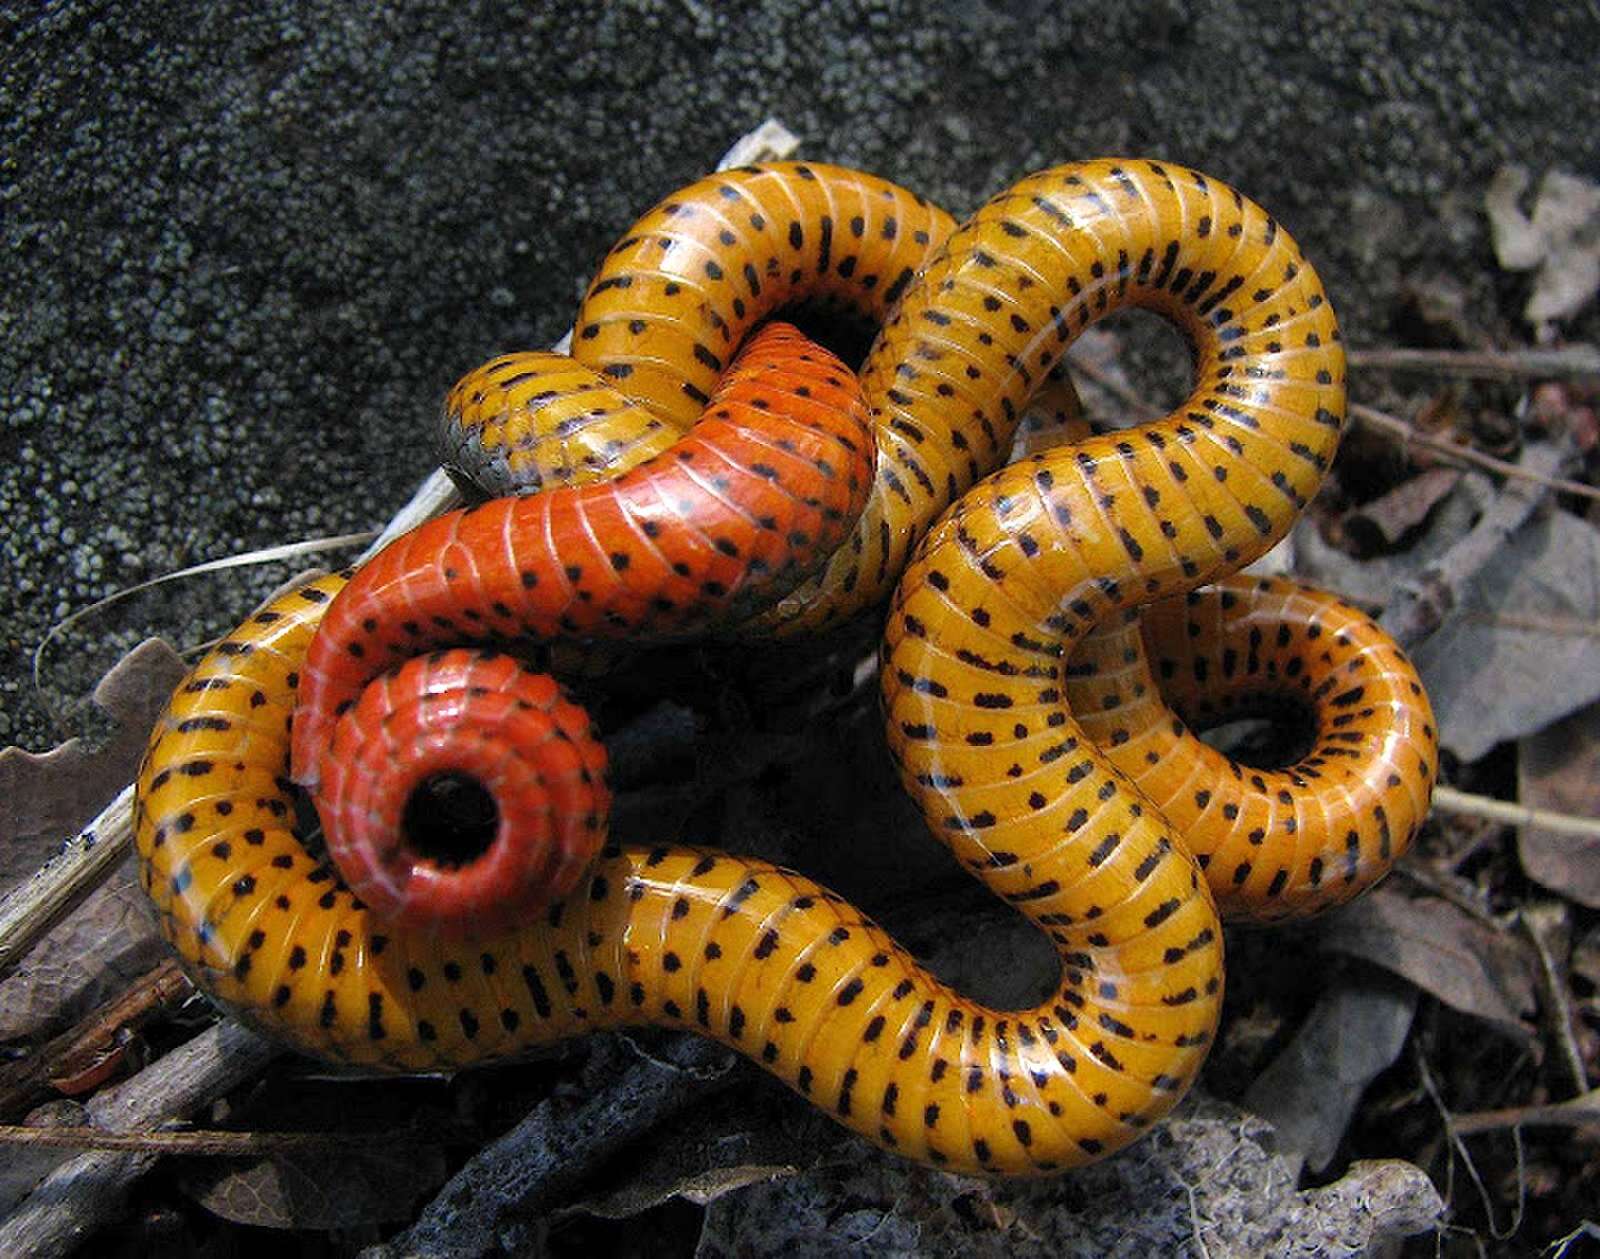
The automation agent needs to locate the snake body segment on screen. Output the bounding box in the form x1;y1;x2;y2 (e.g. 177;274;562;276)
294;322;871;925
439;163;954;498
140;573;1214;1173
1066;576;1436;920
133;159;1439;1177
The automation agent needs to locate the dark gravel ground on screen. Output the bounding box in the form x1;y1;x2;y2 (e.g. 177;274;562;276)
3;0;1598;747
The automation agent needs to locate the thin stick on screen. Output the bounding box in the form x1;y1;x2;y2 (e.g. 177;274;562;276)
1347;344;1600;379
1519;904;1591;1096
1073;355;1600;504
1430;784;1600;840
0;1124;423;1155
1449;1087;1600;1135
0;1020;282;1255
0;784;135;983
1351;403;1600;504
0;957;193;1116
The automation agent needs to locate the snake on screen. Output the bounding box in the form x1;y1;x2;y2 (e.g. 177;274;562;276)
134;160;1438;1176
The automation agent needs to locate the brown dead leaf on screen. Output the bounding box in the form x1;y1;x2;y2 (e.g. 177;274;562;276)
0;638;185;861
1317;888;1537;1040
1409;506;1600;762
0;858;166;1043
178;1143;448;1231
1517;699;1600;908
1345;466;1464;548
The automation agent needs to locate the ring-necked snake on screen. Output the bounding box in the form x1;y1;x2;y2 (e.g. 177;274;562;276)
135;160;1438;1175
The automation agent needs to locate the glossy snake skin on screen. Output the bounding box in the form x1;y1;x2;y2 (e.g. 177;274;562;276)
294;322;872;929
135;159;1438;1176
1065;576;1435;921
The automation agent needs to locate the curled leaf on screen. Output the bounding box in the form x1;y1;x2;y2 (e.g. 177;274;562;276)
1316;888;1537;1040
1344;467;1463;548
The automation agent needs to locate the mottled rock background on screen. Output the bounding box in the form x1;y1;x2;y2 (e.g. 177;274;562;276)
4;0;1598;750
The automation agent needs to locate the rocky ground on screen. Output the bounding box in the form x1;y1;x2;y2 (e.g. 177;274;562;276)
4;0;1597;750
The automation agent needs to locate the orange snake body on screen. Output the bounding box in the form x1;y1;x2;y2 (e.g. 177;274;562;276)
135;160;1437;1176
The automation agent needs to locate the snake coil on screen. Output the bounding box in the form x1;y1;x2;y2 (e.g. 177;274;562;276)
136;159;1436;1176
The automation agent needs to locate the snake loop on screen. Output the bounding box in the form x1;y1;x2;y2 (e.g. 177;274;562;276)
1065;576;1436;920
134;159;1439;1177
295;322;874;929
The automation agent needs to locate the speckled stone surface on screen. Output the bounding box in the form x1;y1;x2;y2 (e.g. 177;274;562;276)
4;0;1598;751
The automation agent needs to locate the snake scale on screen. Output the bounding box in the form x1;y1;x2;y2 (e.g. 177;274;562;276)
135;160;1437;1175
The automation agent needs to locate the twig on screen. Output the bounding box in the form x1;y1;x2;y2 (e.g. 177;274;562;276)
0;958;194;1117
1351;403;1600;505
1518;903;1591;1097
1072;350;1600;507
0;1019;281;1256
1415;1046;1526;1241
1547;1220;1600;1258
1347;344;1600;379
0;785;135;983
1430;784;1600;840
0;1124;421;1155
1450;1086;1600;1136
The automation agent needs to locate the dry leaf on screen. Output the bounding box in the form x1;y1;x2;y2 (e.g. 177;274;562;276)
1292;482;1481;609
1243;974;1418;1175
0;858;165;1043
1517;699;1600;907
1408;506;1600;762
1316;888;1537;1039
0;639;183;1043
178;1144;448;1231
1486;165;1600;325
1345;467;1464;548
0;638;185;858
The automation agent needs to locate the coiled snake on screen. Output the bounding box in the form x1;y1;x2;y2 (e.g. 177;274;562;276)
136;161;1436;1175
